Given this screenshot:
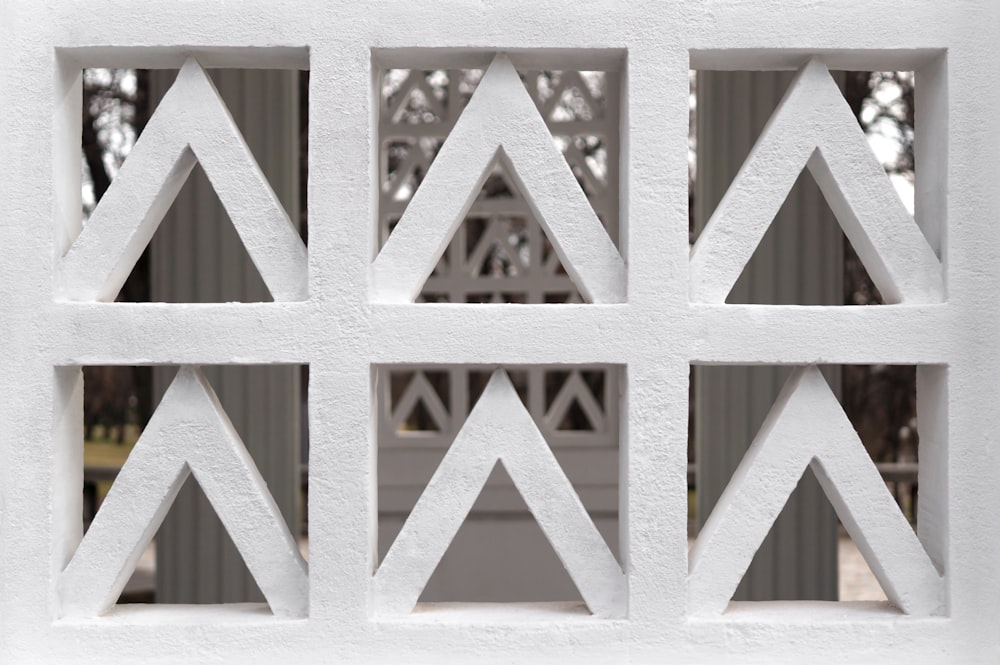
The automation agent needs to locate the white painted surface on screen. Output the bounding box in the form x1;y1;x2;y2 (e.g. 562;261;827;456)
1;1;998;664
373;60;621;602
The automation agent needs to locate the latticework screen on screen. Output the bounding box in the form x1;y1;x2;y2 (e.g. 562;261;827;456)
1;2;996;663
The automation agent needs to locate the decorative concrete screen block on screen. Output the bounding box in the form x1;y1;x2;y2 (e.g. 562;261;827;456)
1;2;998;665
59;367;308;618
688;367;943;616
374;371;624;616
689;59;942;305
372;56;626;304
58;59;308;303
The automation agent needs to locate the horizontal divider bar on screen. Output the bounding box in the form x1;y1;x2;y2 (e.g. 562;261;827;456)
49;302;323;364
689;304;952;365
48;301;952;365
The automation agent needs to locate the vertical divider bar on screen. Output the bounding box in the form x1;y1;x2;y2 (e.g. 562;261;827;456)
602;69;624;473
2;6;62;652
943;14;1000;645
620;41;691;639
914;55;948;260
53;58;83;257
49;55;86;622
916;364;947;575
303;42;375;628
51;368;84;577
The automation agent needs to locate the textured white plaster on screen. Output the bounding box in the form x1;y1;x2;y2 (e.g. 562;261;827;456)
1;1;997;663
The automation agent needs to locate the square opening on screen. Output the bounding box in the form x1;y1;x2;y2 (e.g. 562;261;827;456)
688;363;945;612
58;364;307;616
688;66;941;306
374;363;622;614
372;52;623;304
59;58;309;303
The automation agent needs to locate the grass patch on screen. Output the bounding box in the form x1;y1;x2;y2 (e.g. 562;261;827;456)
84;439;136;468
84;423;140;466
84;425;141;506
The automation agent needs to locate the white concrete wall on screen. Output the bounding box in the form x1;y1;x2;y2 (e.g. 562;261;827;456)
1;1;997;663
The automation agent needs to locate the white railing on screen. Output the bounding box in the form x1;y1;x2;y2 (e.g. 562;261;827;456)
2;1;998;663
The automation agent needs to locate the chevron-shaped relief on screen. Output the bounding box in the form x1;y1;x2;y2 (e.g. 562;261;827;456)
688;366;944;616
690;59;942;305
59;367;308;618
58;58;307;302
374;370;625;617
372;56;625;304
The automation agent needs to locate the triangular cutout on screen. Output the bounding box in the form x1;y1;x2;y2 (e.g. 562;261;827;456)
419;157;586;303
546;370;605;432
690;59;941;305
373;371;624;617
59;58;307;302
724;170;880;305
390;371;450;433
117;474;267;606
837;513;890;602
558;400;594;431
414;463;587;604
385;70;447;125
475;166;520;200
688;367;942;616
724;467;838;601
403;398;440;432
537;71;602;124
61;366;307;618
732;469;888;602
372;56;624;304
118;163;273;302
732;468;888;602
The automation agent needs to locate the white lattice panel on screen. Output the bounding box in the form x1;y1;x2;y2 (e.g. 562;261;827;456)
375;62;621;461
1;2;998;664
